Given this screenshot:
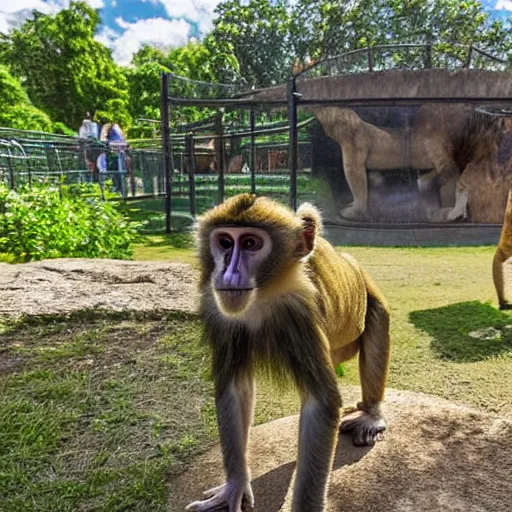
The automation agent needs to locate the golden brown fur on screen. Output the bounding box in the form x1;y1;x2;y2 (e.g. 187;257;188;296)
189;194;390;512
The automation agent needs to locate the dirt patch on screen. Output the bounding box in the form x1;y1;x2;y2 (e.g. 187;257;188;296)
0;258;198;318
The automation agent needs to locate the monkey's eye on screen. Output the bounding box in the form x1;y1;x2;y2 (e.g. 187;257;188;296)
218;236;233;250
241;235;263;251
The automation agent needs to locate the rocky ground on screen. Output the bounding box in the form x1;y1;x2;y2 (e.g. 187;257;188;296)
0;258;198;318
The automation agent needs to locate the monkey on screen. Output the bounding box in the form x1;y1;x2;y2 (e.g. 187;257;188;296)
186;193;390;512
493;189;512;310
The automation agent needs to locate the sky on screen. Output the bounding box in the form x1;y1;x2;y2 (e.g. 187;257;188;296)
0;0;510;67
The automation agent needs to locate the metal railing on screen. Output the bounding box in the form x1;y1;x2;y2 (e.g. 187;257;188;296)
294;43;508;79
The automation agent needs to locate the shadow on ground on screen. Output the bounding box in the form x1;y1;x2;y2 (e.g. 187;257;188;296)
409;300;512;362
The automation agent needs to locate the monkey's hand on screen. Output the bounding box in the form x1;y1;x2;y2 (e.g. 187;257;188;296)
185;480;254;512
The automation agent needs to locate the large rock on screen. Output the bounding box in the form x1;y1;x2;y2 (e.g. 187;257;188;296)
170;388;512;512
0;258;198;317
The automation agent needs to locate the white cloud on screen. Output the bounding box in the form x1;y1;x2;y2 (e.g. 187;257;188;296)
158;0;221;34
495;0;512;10
99;17;191;65
0;1;58;34
115;16;131;30
0;0;104;34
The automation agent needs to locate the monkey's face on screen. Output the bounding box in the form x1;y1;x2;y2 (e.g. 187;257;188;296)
210;226;272;317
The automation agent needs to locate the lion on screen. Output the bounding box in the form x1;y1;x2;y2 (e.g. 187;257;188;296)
313;104;505;222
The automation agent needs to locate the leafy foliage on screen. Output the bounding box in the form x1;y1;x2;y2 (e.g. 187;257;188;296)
1;0;511;138
126;40;240;133
0;1;131;130
0;65;53;132
210;0;292;87
0;182;135;262
290;0;512;63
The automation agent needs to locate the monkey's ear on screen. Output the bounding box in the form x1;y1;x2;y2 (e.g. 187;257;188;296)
295;203;322;260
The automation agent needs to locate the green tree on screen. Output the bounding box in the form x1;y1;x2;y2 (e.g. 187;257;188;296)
0;1;131;130
0;65;53;132
290;0;512;67
125;60;170;138
210;0;292;87
126;41;239;134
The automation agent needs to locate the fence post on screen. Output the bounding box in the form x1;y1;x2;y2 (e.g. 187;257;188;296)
424;43;432;68
249;108;256;194
215;109;225;203
367;46;374;71
465;45;473;68
160;72;172;233
7;150;15;190
287;77;298;211
129;153;136;197
186;133;197;218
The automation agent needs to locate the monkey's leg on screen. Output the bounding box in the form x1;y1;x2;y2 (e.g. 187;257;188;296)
340;296;390;446
292;386;341;512
340;145;370;220
186;374;255;512
493;247;512;310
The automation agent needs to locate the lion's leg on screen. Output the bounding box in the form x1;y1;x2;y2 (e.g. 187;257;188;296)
340;145;369;220
446;179;469;221
424;141;463;220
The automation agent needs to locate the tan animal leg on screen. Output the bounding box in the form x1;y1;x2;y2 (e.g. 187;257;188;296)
493;247;511;310
446;180;469;222
340;145;370;220
426;140;464;220
340;295;390;445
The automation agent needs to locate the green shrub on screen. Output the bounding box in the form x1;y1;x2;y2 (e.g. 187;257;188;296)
0;182;136;262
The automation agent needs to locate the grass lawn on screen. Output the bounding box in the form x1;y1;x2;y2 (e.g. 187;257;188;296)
1;236;512;510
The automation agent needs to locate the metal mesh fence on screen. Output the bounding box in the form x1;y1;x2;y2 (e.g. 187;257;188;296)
0;130;166;199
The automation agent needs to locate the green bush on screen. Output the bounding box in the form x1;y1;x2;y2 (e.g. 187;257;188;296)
0;182;136;262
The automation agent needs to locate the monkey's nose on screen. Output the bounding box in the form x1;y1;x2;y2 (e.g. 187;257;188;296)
224;268;241;287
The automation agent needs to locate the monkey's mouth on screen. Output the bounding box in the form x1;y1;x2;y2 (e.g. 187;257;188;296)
215;288;255;314
217;288;253;294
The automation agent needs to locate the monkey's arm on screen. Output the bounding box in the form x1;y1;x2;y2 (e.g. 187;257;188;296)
186;374;255;512
293;392;341;512
291;339;342;512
